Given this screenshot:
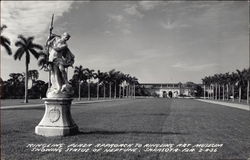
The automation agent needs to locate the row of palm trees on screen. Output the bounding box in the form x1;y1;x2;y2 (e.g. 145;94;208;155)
202;68;250;104
0;24;140;102
71;66;139;101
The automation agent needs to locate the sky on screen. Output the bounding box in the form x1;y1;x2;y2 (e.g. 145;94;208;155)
1;1;249;83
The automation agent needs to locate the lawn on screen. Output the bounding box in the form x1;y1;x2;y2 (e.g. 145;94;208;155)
1;98;250;160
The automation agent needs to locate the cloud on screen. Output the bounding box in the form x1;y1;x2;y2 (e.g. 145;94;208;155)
108;14;124;23
124;4;144;18
1;1;75;46
172;62;218;71
107;14;132;35
121;29;131;35
160;21;190;30
138;1;161;11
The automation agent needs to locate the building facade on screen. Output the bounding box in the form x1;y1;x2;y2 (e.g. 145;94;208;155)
140;83;193;98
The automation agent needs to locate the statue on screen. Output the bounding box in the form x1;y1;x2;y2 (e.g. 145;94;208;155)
35;14;78;137
46;32;75;97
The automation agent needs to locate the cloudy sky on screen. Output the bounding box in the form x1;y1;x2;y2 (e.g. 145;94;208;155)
1;1;249;83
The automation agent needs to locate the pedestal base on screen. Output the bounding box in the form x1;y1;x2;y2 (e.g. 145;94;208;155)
35;98;79;137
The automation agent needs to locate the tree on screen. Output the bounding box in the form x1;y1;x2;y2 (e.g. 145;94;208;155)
202;76;209;99
28;69;39;87
73;65;85;100
14;35;43;103
113;71;121;98
131;76;139;98
101;72;109;99
0;25;12;56
107;69;116;99
116;72;125;98
83;68;94;100
224;72;231;100
7;73;25;98
93;70;103;100
228;72;237;101
246;68;250;104
30;80;47;99
236;69;246;103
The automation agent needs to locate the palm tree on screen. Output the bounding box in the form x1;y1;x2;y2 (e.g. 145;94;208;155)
236;69;246;103
107;69;116;99
131;76;139;99
117;72;125;99
14;35;43;103
73;65;85;100
0;25;12;56
214;74;220;100
124;74;131;98
83;68;94;101
246;68;250;104
101;72;108;99
202;76;208;99
113;71;121;99
230;72;238;102
93;70;103;100
224;72;231;100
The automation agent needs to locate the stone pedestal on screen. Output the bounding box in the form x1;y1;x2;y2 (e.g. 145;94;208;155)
35;98;78;137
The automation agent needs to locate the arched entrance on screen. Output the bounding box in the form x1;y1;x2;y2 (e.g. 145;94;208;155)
163;91;167;98
168;91;173;98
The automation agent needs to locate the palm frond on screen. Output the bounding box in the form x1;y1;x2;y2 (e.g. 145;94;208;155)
27;37;34;44
14;48;25;60
31;43;43;50
15;41;25;48
17;35;28;44
1;41;12;55
0;35;11;45
29;48;40;59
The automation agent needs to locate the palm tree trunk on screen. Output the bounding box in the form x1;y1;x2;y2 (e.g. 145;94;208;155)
114;81;117;99
78;81;81;101
226;84;229;100
119;85;121;99
208;85;210;99
97;82;99;100
128;85;131;98
203;85;206;99
218;84;221;100
103;84;106;99
123;86;125;98
232;85;235;102
88;82;90;101
211;85;213;99
109;82;112;99
222;85;225;101
247;80;249;104
215;84;217;100
239;86;241;103
133;84;136;99
24;56;29;103
126;85;129;98
212;85;214;99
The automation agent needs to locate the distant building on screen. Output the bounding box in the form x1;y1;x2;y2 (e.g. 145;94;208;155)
140;83;194;98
